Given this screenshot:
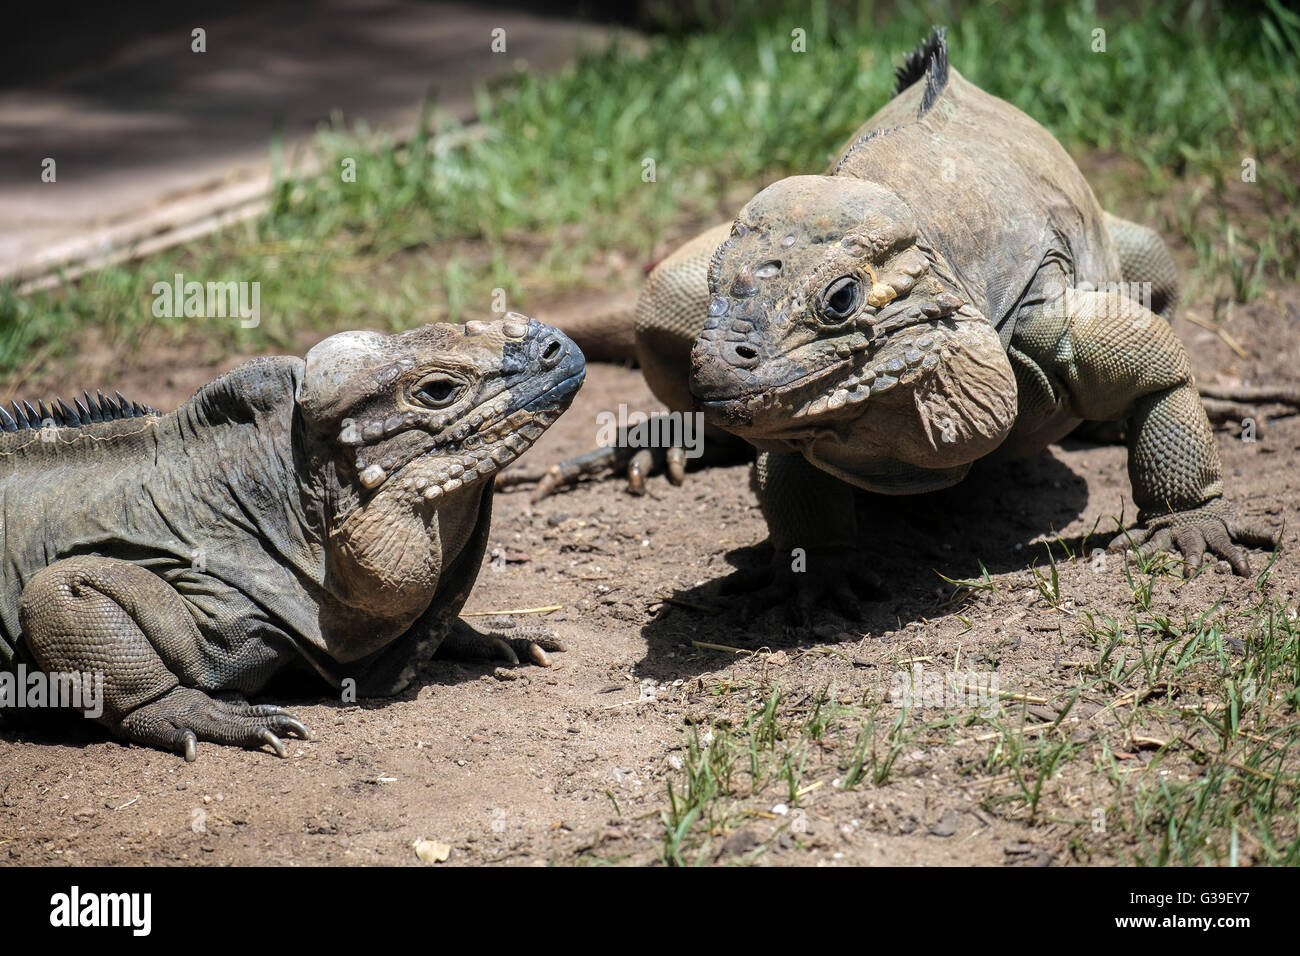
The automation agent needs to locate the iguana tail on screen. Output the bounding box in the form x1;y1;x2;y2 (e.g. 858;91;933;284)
546;292;639;363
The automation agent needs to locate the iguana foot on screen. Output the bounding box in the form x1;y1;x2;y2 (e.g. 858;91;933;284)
437;617;568;668
535;444;686;500
720;547;886;625
1107;501;1278;575
118;687;310;762
500;429;691;501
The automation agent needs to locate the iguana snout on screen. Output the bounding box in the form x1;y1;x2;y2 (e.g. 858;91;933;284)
300;315;585;501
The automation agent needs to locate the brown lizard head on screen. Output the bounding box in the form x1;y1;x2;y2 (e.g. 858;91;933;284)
299;314;585;510
689;174;1016;486
294;315;584;615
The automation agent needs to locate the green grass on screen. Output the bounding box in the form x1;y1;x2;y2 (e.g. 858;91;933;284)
655;550;1300;865
659;675;936;865
971;558;1300;864
3;0;1297;384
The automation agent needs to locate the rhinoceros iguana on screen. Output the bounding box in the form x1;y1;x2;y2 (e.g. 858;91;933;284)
0;317;584;758
539;28;1285;618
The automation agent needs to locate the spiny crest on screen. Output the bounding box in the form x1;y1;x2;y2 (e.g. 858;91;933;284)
893;26;949;116
834;28;949;174
0;390;157;433
832;126;896;174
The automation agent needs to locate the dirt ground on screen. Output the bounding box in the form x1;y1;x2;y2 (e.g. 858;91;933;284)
2;252;1299;867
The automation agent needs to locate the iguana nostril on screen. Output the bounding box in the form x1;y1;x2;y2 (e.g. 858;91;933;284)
727;343;760;367
540;339;563;366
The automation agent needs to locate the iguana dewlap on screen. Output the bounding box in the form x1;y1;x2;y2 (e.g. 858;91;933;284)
0;317;585;758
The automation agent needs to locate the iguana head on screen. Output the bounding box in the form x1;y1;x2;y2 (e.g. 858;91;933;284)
689;175;1017;491
299;315;584;505
296;314;583;633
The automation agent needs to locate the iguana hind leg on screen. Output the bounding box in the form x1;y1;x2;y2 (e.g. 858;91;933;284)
532;222;747;498
1103;211;1179;319
19;556;308;760
435;617;567;668
506;421;689;500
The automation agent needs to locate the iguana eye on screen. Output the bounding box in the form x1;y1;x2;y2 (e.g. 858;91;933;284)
413;377;463;408
818;276;861;325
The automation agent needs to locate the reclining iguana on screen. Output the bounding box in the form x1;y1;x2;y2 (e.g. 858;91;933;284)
0;316;585;758
542;28;1285;615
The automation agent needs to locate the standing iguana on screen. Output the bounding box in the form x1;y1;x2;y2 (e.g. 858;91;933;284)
0;316;585;758
544;28;1283;616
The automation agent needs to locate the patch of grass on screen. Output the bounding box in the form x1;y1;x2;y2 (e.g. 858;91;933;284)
659;673;939;864
1067;591;1300;863
3;0;1297;386
1031;542;1065;610
661;569;1300;864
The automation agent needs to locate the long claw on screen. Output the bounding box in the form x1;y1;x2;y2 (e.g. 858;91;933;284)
183;731;197;763
280;719;311;740
666;447;687;485
531;464;568;502
1109;525;1151;552
486;635;520;665
1174;527;1206;574
1137;528;1174;562
627;449;653;496
1227;520;1280;549
529;644;552;667
244;703;293;717
259;728;288;758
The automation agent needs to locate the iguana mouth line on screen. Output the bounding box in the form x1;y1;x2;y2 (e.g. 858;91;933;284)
523;369;586;411
696;357;851;409
697;326;945;423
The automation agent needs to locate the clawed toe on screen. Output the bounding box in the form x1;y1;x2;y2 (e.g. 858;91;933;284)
119;686;310;760
1108;502;1278;576
257;727;288;758
439;618;567;670
722;549;881;626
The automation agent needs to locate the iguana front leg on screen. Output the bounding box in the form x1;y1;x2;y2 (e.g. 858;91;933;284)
19;556;309;761
1056;289;1278;573
351;613;567;697
1097;213;1299;431
720;451;883;623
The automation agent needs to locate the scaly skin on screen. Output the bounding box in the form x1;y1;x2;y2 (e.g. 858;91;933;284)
545;41;1289;500
553;28;1280;618
0;316;585;758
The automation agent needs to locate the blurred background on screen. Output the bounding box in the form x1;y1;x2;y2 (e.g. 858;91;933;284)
0;0;1296;395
